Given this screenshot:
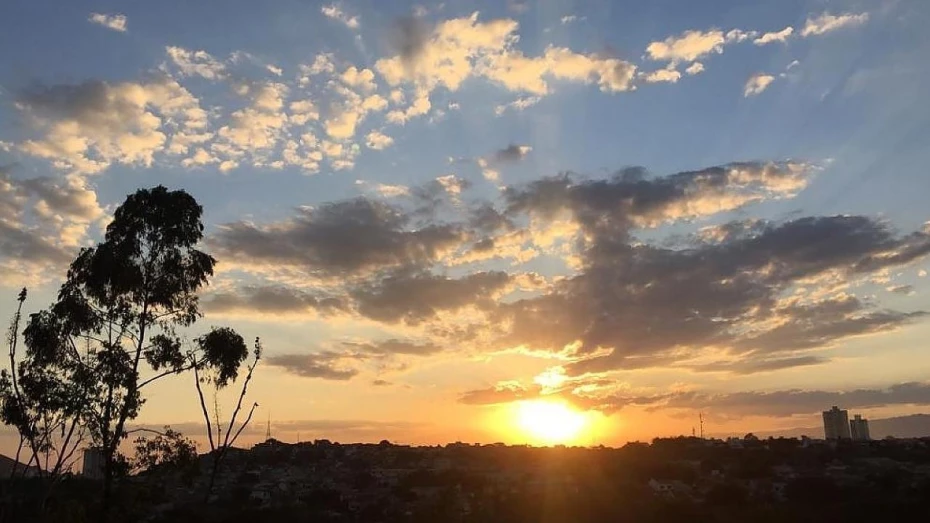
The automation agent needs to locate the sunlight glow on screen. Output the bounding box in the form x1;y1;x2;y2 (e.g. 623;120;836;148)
513;400;588;445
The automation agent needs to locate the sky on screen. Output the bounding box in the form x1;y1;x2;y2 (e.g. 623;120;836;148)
1;0;930;450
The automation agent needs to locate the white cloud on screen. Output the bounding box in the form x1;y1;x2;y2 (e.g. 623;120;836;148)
725;29;758;43
355;179;409;197
165;46;227;80
320;139;360;170
365;130;394;150
754;26;794;45
88;13;127;33
266;64;284;76
560;15;577;25
324;80;389;139
786;60;800;70
375;13;637;125
298;54;336;87
436;174;467;196
321;3;360;30
494;95;541;116
801;12;869;37
641;67;682;84
217;82;289;152
647;29;726;63
289;99;320;125
744;73;776;97
341;67;378;93
685;62;704;75
17;77;207;174
483;46;637;95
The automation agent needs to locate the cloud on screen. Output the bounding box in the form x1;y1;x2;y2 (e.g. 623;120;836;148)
365;130;394;150
210;197;466;278
494;96;541;116
355;180;409;197
266;337;442;381
459;381;541;405
88;13;127;33
887;284;915;295
376;12;636;104
646;29;727;63
685;62;704;75
688;356;829;375
658;382;930;418
16;77;207;174
350;270;510;324
490;144;532;164
341;67;378;93
206;158;930;381
216;82;289;158
801;12;870;37
321;3;360;30
203;284;347;317
460;379;930;420
744;73;775;97
754;26;794;45
0;167;104;285
641;67;682;84
267;352;359;380
560;15;577;25
165;47;227;80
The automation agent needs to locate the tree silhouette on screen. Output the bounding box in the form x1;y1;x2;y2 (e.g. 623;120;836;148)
193;333;262;501
15;186;252;521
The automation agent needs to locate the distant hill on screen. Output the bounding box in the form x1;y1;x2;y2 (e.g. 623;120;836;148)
719;414;930;440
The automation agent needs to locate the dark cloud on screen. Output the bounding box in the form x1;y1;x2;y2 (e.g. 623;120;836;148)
656;382;930;418
210;160;930;377
389;16;431;68
266;338;441;381
351;270;509;324
888;284;915;295
266;352;358;380
0;221;72;265
459;380;930;419
203;285;347;315
341;339;441;356
210;197;466;278
458;382;542;405
490;144;531;165
0;167;101;275
18;81;116;122
687;356;829;375
371;379;392;387
494;214;929;375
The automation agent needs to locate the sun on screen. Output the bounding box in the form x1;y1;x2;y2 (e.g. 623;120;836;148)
513;400;588;445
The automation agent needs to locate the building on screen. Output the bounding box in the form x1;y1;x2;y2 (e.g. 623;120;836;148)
850;414;871;441
82;447;105;479
823;406;851;440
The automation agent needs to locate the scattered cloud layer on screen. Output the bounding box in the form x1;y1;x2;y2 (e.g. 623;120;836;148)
204;157;930;391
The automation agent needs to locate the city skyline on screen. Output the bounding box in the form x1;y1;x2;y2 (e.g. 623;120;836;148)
2;0;930;452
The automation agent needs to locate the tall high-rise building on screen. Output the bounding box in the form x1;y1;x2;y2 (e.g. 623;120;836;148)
850;414;871;441
82;447;104;480
822;406;851;440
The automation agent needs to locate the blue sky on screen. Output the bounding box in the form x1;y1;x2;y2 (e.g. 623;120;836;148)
1;0;930;446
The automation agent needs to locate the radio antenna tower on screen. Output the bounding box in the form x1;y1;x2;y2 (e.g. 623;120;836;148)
265;411;272;441
699;412;705;439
